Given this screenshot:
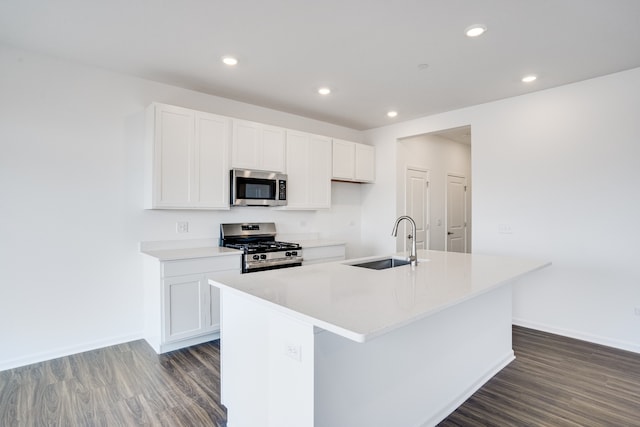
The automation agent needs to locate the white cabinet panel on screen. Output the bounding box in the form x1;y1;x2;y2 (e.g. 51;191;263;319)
232;120;260;168
207;284;221;331
153;105;194;206
332;139;375;183
232;120;285;172
332;139;356;181
144;253;241;354
355;143;375;182
284;130;331;209
146;103;231;209
163;274;205;343
261;126;287;172
196;112;229;207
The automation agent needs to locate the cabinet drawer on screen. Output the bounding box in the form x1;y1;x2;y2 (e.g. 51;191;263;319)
162;256;241;277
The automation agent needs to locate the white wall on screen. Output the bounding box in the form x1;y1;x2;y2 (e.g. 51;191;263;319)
363;68;640;353
0;44;364;369
3;42;638;369
396;133;471;251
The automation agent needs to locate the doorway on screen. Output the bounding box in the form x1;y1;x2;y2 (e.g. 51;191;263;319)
397;125;471;252
446;174;468;252
405;168;430;250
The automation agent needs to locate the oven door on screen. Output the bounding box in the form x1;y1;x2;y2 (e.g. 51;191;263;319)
231;169;287;206
244;260;303;273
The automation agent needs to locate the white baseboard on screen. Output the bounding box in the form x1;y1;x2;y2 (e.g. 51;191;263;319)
0;331;145;372
157;331;220;354
421;350;516;427
512;318;640;354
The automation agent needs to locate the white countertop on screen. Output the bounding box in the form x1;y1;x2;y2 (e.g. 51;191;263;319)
139;238;342;261
296;239;346;248
141;246;241;261
209;250;550;343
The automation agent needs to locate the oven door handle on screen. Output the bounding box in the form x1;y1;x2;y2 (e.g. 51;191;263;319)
245;257;304;271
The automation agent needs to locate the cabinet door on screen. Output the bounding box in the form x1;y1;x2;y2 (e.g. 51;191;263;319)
195;112;230;208
232;120;285;172
308;134;332;207
260;125;286;172
355;143;375;182
285;131;308;208
332;139;355;180
285;131;331;209
232;120;261;169
163;274;206;343
153;104;195;207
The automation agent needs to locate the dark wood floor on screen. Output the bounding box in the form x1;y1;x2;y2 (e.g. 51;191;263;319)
0;340;226;426
440;326;640;427
1;326;639;426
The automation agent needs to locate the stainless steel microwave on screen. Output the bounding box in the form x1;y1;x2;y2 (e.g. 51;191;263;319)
230;169;287;206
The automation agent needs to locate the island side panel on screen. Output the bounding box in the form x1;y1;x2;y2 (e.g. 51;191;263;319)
314;284;514;427
219;289;315;427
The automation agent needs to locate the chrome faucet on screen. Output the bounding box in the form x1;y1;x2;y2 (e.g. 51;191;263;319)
391;215;418;267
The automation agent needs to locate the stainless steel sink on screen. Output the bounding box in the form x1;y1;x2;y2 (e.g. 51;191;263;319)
350;258;411;270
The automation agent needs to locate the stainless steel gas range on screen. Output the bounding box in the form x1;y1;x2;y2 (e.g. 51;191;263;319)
220;222;303;273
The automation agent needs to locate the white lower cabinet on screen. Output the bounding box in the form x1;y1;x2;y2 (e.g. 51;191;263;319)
162;273;218;344
144;254;241;353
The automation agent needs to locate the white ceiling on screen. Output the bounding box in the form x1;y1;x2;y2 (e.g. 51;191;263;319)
1;0;640;131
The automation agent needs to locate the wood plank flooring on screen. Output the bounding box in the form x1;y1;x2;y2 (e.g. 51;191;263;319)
1;326;639;426
440;326;640;426
0;340;226;426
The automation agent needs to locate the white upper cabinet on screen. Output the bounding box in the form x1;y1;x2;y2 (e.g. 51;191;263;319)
332;139;356;180
232;120;286;172
284;130;332;209
332;139;375;183
145;103;230;209
355;143;375;182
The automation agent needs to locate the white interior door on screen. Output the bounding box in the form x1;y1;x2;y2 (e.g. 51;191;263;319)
405;168;429;250
446;174;467;252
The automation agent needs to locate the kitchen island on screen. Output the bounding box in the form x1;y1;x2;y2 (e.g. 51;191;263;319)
209;250;549;427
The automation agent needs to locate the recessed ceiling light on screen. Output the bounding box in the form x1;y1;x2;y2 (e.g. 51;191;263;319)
465;25;487;37
318;87;331;95
387;111;398;118
522;75;537;83
222;56;238;66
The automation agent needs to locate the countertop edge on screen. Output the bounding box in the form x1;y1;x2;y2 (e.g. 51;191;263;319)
208;251;551;344
141;247;242;261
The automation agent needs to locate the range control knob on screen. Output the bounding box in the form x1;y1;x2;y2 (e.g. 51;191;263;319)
252;255;260;260
260;254;267;260
291;251;298;256
285;252;291;257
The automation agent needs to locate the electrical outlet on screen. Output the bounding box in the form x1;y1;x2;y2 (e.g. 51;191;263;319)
284;343;302;362
498;223;513;234
176;221;189;233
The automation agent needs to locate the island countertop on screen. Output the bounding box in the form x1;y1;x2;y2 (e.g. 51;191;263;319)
209;249;550;343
